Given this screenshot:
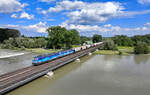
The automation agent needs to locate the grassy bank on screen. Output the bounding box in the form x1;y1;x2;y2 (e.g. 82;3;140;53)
94;50;119;55
94;46;134;55
25;48;60;54
1;45;147;55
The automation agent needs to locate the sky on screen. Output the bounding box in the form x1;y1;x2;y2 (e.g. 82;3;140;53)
0;0;150;37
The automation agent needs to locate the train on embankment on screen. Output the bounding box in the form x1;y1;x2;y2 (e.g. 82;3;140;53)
32;42;103;66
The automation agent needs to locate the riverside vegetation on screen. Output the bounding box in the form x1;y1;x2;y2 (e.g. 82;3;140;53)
0;27;150;55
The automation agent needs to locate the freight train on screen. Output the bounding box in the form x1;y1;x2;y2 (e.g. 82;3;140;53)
32;42;103;66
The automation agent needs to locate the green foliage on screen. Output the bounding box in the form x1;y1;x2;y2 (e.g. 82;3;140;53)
103;39;118;50
34;38;47;48
118;51;123;55
69;29;81;45
92;34;102;43
134;41;149;54
47;26;80;49
113;35;134;46
118;46;134;54
0;28;20;43
0;37;47;49
80;36;92;44
132;35;150;45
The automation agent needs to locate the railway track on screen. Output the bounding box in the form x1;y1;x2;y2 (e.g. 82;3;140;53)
0;44;103;94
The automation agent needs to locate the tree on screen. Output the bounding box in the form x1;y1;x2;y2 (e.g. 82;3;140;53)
92;34;102;43
103;39;118;50
80;36;92;44
132;35;150;45
47;26;66;49
47;26;81;49
134;41;149;54
113;35;133;46
69;29;81;45
0;28;20;43
35;38;47;48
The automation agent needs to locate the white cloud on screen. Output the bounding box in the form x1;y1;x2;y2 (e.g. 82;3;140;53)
0;0;26;13
11;14;17;18
47;0;150;25
7;24;19;27
11;12;34;20
144;22;150;26
47;19;55;21
20;12;34;20
36;8;47;15
2;22;150;36
61;22;150;36
49;1;124;24
104;24;112;27
117;10;150;17
39;0;55;3
61;23;121;33
48;0;85;12
21;3;29;8
41;10;47;15
25;22;47;33
2;22;47;33
138;0;150;4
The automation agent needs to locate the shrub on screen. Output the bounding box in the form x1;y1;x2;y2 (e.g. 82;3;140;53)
134;41;149;54
103;39;118;50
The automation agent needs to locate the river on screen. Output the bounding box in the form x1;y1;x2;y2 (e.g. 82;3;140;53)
1;54;150;95
0;49;37;75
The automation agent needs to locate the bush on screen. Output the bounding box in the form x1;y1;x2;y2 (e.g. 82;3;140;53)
92;34;102;43
134;41;149;54
118;51;123;55
1;37;47;49
103;39;118;50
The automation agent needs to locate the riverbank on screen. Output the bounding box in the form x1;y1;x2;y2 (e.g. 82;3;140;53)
0;46;148;56
25;48;60;54
94;46;134;55
0;49;29;59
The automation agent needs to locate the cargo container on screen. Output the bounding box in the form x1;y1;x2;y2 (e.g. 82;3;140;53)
86;45;91;48
81;45;86;50
74;47;81;52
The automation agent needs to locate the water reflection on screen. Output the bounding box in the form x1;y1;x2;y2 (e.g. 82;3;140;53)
6;55;94;95
133;54;150;64
5;54;150;95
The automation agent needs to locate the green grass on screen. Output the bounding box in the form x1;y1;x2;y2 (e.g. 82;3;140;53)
94;46;134;55
118;46;134;55
118;46;134;53
94;50;119;55
25;48;60;54
72;45;80;48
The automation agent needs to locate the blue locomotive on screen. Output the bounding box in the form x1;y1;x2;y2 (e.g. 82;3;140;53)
32;49;75;65
32;42;103;66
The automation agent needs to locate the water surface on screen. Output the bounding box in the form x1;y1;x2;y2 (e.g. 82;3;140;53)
0;49;36;75
5;54;150;95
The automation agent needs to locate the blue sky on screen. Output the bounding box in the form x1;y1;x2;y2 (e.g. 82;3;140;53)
0;0;150;37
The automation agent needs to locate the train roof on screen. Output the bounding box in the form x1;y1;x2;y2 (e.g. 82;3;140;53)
33;49;74;58
34;53;56;58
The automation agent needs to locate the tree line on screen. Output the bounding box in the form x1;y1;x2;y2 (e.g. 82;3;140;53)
0;27;150;54
103;35;150;54
0;37;47;49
